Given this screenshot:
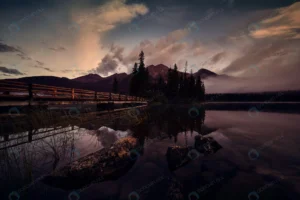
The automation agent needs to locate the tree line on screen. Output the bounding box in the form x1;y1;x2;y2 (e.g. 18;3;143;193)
113;51;205;102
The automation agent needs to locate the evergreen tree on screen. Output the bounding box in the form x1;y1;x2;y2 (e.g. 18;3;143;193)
183;67;189;98
167;67;172;97
200;80;205;102
112;77;118;93
179;73;184;98
188;69;195;98
130;63;138;95
172;64;179;97
132;62;138;74
138;51;145;73
130;51;148;96
158;75;165;92
145;67;149;92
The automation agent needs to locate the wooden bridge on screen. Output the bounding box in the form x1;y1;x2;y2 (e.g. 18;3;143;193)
0;105;148;150
0;80;147;105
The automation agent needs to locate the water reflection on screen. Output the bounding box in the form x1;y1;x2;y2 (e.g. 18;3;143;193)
0;105;207;198
1;107;299;200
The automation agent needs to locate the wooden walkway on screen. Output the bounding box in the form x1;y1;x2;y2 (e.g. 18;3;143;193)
0;80;147;104
0;105;147;149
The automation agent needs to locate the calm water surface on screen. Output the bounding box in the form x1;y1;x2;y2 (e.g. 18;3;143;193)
1;110;300;200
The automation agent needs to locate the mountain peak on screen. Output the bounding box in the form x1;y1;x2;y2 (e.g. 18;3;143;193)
194;68;217;78
73;73;103;83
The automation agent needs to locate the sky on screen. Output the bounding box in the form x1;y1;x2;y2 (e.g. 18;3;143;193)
0;0;299;93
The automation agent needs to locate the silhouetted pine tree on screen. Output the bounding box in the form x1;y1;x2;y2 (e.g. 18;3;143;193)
112;77;118;93
129;63;138;95
130;51;149;96
158;75;165;92
183;67;189;98
138;51;147;96
172;64;179;97
188;69;195;98
145;67;149;92
138;51;145;72
132;62;138;74
179;73;184;98
200;79;205;101
167;67;172;97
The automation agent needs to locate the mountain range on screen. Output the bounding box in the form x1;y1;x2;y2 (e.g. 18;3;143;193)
7;64;218;93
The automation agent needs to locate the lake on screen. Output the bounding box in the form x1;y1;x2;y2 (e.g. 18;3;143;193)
1;107;300;200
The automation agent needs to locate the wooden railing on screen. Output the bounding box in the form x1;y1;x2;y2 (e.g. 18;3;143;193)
0;80;147;102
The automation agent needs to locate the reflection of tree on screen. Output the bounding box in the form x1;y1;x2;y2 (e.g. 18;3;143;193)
126;105;206;153
0;126;83;191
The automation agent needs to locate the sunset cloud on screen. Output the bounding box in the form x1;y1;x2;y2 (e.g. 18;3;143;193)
250;2;300;39
71;0;149;76
0;66;25;75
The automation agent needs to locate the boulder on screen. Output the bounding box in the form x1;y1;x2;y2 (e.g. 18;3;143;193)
42;137;140;190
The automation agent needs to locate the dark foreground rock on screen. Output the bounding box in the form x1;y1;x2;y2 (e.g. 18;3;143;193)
166;135;222;171
42;137;140;190
166;146;192;171
194;135;222;154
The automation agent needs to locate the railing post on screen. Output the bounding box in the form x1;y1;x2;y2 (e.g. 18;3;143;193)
109;92;112;101
53;88;57;97
119;93;121;101
28;83;33;107
125;95;128;101
72;88;75;100
28;83;33;99
94;91;97;100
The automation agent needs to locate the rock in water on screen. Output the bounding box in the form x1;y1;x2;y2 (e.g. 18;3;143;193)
166;177;184;200
166;146;191;171
42;137;140;190
194;135;222;154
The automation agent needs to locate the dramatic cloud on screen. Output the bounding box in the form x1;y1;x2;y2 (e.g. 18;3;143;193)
210;52;227;64
204;2;300;93
17;53;32;60
36;61;44;66
250;2;300;39
48;46;66;52
221;2;300;78
91;55;119;76
0;42;20;53
123;28;198;69
32;65;54;72
70;0;149;76
110;44;125;61
0;66;25;75
75;0;149;33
